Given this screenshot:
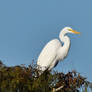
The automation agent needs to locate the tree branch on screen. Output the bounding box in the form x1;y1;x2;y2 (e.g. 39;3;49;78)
52;85;64;92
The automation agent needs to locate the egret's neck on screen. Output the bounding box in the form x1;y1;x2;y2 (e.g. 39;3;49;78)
59;31;70;51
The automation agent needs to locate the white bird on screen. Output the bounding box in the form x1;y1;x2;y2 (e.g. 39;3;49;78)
37;27;80;72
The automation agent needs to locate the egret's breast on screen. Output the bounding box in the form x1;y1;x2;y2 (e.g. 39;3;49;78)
57;47;69;61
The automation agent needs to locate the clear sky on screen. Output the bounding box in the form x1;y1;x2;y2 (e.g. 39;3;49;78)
0;0;92;82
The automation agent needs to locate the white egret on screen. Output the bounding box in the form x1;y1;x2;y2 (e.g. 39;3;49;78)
37;27;80;72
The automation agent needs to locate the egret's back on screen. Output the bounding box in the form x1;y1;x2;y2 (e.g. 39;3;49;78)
37;39;62;71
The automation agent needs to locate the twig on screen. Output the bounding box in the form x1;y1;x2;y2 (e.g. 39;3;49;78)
52;85;64;92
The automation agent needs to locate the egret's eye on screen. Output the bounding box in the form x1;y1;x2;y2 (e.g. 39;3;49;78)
68;29;73;31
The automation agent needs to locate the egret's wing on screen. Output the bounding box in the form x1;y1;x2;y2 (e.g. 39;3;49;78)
37;39;62;71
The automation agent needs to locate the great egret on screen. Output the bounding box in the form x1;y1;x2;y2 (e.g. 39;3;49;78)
37;27;80;72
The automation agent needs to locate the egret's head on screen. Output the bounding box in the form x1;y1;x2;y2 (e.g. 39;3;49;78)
62;27;80;34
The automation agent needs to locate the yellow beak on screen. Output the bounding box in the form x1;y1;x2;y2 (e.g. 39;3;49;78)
68;29;80;34
71;30;80;34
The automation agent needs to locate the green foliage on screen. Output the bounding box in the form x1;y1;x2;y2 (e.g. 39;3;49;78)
0;61;92;92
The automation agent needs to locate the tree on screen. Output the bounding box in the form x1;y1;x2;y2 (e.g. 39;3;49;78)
0;60;92;92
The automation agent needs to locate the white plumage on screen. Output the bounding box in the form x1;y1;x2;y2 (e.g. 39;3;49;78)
37;27;80;72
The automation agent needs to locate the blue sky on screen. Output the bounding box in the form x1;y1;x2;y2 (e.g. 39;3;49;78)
0;0;92;82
